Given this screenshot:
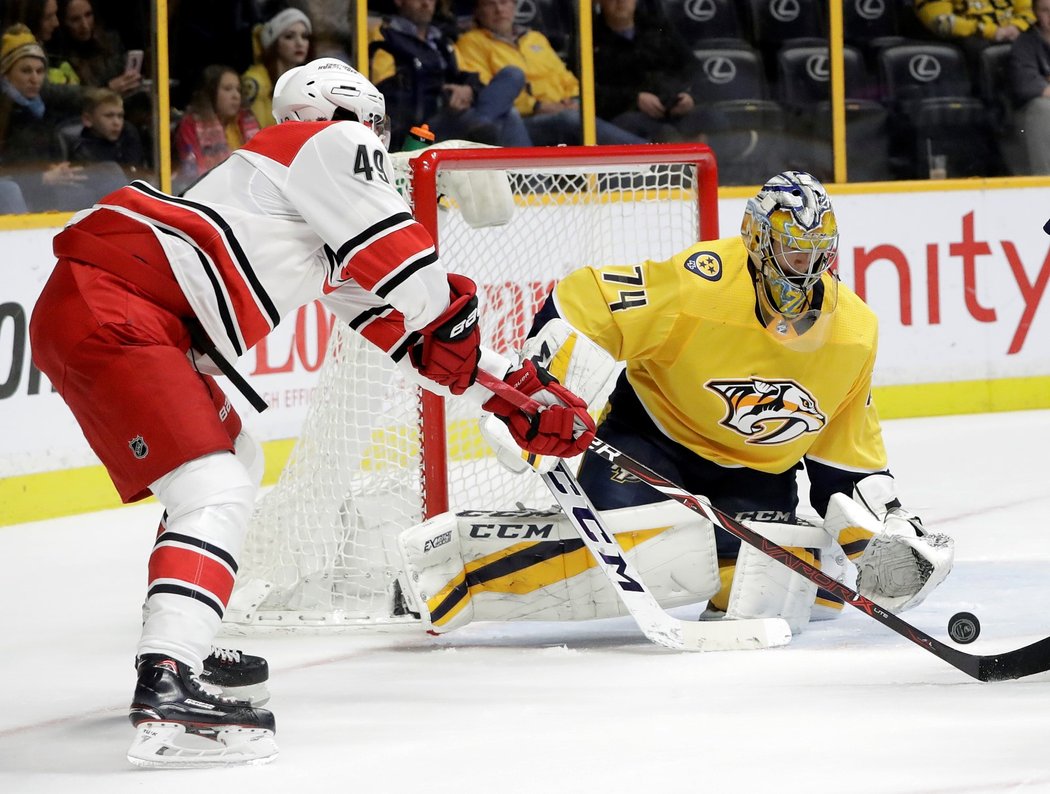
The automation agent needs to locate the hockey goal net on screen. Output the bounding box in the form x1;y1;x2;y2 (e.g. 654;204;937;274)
224;143;719;631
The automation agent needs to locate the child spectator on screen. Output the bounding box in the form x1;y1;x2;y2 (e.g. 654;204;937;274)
242;6;314;128
69;86;144;172
172;63;260;193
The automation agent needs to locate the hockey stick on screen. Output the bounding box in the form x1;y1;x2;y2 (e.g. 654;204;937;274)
539;460;791;651
478;371;1050;681
479;375;788;651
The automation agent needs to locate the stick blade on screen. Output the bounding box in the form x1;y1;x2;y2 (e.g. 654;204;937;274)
676;617;792;652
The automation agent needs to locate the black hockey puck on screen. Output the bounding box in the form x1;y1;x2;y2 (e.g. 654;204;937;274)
948;612;981;644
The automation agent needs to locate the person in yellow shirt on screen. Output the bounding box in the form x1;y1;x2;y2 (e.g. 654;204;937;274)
455;0;644;145
369;0;530;149
913;0;1035;71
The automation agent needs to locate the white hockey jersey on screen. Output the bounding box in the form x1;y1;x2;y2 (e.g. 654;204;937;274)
68;120;507;401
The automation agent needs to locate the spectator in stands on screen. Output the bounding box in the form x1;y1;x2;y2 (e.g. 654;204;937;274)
298;0;353;62
52;0;140;94
3;0;81;114
592;0;707;143
0;23;124;210
1009;0;1050;172
172;64;260;193
455;0;644;146
914;1;1035;67
68;86;144;172
370;0;530;149
0;176;29;212
4;0;78;84
168;0;263;108
242;6;313;128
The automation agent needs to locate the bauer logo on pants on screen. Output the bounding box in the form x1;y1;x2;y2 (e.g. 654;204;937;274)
129;435;149;459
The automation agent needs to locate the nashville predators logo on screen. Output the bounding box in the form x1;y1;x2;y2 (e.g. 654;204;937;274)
707;378;825;444
683;251;722;281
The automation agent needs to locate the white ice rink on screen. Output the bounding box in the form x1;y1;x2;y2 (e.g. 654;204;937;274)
2;409;1050;793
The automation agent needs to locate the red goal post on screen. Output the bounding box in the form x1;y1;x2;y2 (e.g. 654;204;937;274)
224;143;720;631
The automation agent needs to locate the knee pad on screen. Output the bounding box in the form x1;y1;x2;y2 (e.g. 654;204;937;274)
150;451;257;552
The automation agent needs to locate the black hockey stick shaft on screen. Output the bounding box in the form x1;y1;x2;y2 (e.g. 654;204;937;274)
584;436;1050;682
477;371;1050;681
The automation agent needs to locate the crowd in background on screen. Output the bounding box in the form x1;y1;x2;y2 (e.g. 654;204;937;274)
1;0;1049;213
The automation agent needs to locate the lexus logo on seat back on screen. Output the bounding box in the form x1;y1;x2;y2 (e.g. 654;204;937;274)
770;0;801;23
854;0;885;21
685;0;716;22
805;53;829;82
703;56;737;84
908;54;941;82
515;0;537;25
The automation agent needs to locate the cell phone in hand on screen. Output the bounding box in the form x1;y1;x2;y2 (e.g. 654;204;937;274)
125;49;144;75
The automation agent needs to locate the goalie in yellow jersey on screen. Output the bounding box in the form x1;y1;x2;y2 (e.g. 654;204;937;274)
399;171;954;639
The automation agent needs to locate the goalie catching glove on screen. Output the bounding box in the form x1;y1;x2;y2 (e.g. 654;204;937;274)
409;273;481;395
823;473;954;613
482;360;596;458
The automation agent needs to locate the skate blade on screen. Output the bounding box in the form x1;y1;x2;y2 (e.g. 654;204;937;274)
127;721;278;768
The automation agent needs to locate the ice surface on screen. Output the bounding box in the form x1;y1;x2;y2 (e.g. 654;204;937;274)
2;411;1049;793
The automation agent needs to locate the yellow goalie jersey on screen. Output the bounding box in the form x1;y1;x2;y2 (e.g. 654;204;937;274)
551;236;887;477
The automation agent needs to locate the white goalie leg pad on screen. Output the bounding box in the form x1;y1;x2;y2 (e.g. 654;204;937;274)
724;520;836;634
398;502;720;633
825;475;955;613
480;317;621;475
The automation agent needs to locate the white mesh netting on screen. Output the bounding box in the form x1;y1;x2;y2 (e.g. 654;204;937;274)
224;145;711;630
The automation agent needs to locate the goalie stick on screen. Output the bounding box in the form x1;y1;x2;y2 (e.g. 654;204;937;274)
479;372;789;651
539;460;791;652
478;370;1050;681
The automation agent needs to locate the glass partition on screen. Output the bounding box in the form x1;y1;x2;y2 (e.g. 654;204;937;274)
1;0;1048;220
0;0;158;215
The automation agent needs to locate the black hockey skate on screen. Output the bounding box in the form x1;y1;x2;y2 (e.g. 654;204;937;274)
200;646;270;705
127;654;278;768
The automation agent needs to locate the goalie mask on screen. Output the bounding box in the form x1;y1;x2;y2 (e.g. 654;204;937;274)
272;57;390;147
741;171;839;350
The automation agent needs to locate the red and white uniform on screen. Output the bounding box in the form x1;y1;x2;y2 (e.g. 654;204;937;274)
70;120;505;383
32;120;506;502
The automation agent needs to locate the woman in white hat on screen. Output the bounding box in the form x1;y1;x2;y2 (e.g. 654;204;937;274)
241;7;313;128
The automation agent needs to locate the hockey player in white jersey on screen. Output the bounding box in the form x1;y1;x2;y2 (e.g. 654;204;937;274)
29;58;595;768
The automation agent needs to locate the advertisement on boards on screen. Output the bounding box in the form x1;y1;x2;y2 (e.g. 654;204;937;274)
2;186;1049;478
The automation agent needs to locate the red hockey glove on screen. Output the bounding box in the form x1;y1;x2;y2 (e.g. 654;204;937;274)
409;274;481;395
482;360;597;457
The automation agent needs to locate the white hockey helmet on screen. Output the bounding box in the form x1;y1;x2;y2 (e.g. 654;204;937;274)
272;57;389;146
740;170;839;348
